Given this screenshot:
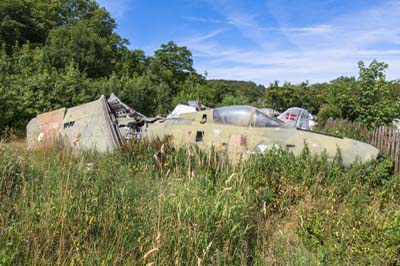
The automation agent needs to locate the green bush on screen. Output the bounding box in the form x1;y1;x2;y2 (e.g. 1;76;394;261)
317;118;370;141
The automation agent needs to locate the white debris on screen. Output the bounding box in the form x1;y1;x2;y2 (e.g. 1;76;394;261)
167;104;197;118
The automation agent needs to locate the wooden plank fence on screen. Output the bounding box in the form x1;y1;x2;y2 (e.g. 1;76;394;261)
368;126;400;173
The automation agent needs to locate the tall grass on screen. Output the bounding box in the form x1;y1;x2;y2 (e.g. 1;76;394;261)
0;139;399;265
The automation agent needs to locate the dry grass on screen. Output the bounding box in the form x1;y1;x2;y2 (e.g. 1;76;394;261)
0;139;399;265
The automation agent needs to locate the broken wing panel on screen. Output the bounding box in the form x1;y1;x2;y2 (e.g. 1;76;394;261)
60;96;122;152
27;108;66;149
108;93;146;119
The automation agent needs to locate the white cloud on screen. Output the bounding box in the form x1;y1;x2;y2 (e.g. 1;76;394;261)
96;0;130;18
181;1;400;84
184;29;225;45
182;15;335;35
190;45;400;83
279;25;335;34
181;16;230;25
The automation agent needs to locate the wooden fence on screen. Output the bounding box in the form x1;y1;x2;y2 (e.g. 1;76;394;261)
368;126;400;173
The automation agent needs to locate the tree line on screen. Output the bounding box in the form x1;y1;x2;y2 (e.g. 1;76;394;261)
0;0;399;133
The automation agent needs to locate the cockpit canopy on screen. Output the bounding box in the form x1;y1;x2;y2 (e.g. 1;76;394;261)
212;106;282;128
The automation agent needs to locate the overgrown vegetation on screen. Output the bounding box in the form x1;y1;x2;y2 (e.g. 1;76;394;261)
317;118;370;142
0;140;399;265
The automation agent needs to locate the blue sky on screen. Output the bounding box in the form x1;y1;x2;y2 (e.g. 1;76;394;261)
97;0;400;85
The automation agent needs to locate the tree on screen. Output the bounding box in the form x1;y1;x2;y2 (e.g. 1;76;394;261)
205;79;267;107
265;81;305;112
318;60;399;128
0;0;60;52
114;48;147;77
356;60;398;128
141;42;201;114
44;20;116;78
171;75;216;108
325;76;358;120
150;41;196;88
154;41;195;76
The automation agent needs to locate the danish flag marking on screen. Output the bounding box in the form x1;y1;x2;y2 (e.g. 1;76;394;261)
285;113;297;121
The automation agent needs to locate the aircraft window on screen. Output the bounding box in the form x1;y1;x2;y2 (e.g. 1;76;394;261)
299;110;310;129
200;114;207;124
252;111;281;128
213;106;253;127
196;131;204;142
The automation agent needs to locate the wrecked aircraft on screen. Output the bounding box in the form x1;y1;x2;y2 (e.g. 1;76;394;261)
27;94;379;166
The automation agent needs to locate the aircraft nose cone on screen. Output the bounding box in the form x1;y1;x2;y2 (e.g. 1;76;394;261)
361;145;380;162
349;139;380;163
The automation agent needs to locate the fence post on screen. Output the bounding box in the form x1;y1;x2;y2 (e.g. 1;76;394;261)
395;132;399;173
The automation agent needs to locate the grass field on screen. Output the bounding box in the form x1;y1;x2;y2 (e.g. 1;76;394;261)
1;138;399;265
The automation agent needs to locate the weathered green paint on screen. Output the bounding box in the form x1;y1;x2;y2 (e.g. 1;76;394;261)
146;107;379;166
26;96;380;166
59;96;122;152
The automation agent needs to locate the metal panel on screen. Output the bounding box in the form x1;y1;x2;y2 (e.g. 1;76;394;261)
27;108;65;149
60;96;122;152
